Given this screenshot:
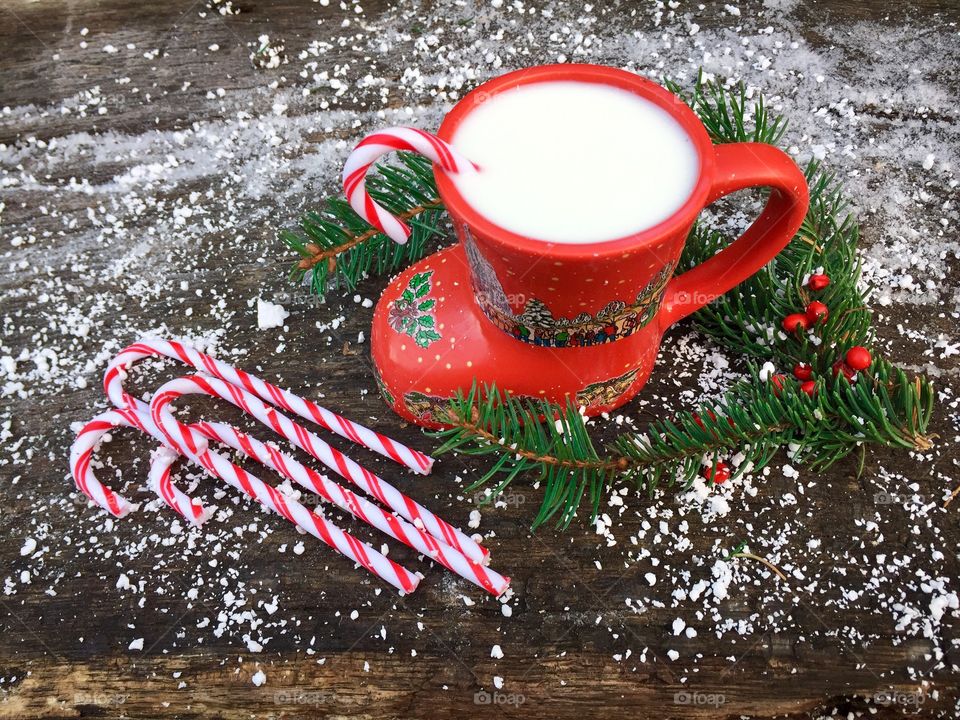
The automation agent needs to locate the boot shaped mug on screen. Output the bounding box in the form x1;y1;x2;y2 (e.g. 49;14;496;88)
342;64;809;428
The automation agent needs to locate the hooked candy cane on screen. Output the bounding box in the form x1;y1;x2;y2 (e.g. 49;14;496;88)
190;419;510;596
69;407;211;524
105;338;433;475
147;446;214;526
149;374;490;566
341;126;476;244
69;338;497;595
69;409;142;519
147;439;420;594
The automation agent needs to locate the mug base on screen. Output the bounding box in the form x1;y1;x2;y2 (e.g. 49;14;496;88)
371;245;660;429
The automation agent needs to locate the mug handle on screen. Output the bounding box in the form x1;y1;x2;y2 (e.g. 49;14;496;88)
657;143;809;328
342;127;476;245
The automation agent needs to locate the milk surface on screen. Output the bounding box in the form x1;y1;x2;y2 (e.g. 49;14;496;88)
450;80;699;244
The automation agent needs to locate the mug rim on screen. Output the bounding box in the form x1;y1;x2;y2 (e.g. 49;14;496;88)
435;64;715;259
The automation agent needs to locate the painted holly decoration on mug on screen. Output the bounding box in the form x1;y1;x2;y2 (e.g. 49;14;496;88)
344;64;809;427
387;271;441;348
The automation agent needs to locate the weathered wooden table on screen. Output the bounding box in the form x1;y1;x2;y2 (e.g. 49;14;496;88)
1;0;958;717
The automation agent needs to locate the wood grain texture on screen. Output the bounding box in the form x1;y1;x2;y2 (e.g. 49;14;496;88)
1;0;958;718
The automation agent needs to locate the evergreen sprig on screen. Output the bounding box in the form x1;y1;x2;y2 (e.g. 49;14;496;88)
432;384;622;528
433;359;933;529
280;152;446;298
681;160;871;372
664;70;788;145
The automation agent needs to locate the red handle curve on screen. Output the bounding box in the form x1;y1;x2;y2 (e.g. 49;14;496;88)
658;143;809;329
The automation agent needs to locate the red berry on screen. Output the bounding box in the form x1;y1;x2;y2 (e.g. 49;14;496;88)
800;380;817;396
832;359;856;381
703;462;731;485
693;410;735;431
793;363;813;381
805;301;829;324
845;346;872;371
769;373;787;395
782;313;810;333
692;411;712;430
808;273;830;291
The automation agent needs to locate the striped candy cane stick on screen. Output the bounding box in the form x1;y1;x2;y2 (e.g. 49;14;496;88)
342;126;476;244
149;375;490;565
105;338;433;474
147;427;420;594
191;419;510;596
147;446;215;525
69;407;212;524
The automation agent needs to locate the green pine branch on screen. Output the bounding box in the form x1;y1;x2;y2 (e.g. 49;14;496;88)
280;152;447;299
674;71;872;371
664;70;788;145
681;160;871;371
432;360;933;529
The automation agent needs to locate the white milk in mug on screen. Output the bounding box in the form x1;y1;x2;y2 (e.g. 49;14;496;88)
448;80;701;244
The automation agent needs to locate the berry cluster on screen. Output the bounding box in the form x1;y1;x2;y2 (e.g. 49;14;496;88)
778;272;873;395
781;273;831;334
702;273;874;486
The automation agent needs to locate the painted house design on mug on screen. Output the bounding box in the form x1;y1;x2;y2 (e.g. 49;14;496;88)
464;231;675;348
402;391;448;423
372;363;396;408
575;368;641;407
402;369;644;422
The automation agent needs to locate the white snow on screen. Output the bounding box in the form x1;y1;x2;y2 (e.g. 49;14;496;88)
256;298;289;330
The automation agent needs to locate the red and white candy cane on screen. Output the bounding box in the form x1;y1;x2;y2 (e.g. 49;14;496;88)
190;419;510;596
147;437;420;594
105;338;433;475
149;374;490;566
69;407;211;525
342;126;476;244
71;399;419;592
147;446;215;525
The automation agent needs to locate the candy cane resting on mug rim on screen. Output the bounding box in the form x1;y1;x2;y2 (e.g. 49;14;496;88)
105;338;434;474
341;126;477;244
148;373;490;566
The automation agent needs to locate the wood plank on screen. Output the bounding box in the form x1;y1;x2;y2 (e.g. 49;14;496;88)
1;0;957;717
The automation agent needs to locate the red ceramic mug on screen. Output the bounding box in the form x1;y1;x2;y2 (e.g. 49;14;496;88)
346;65;809;428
